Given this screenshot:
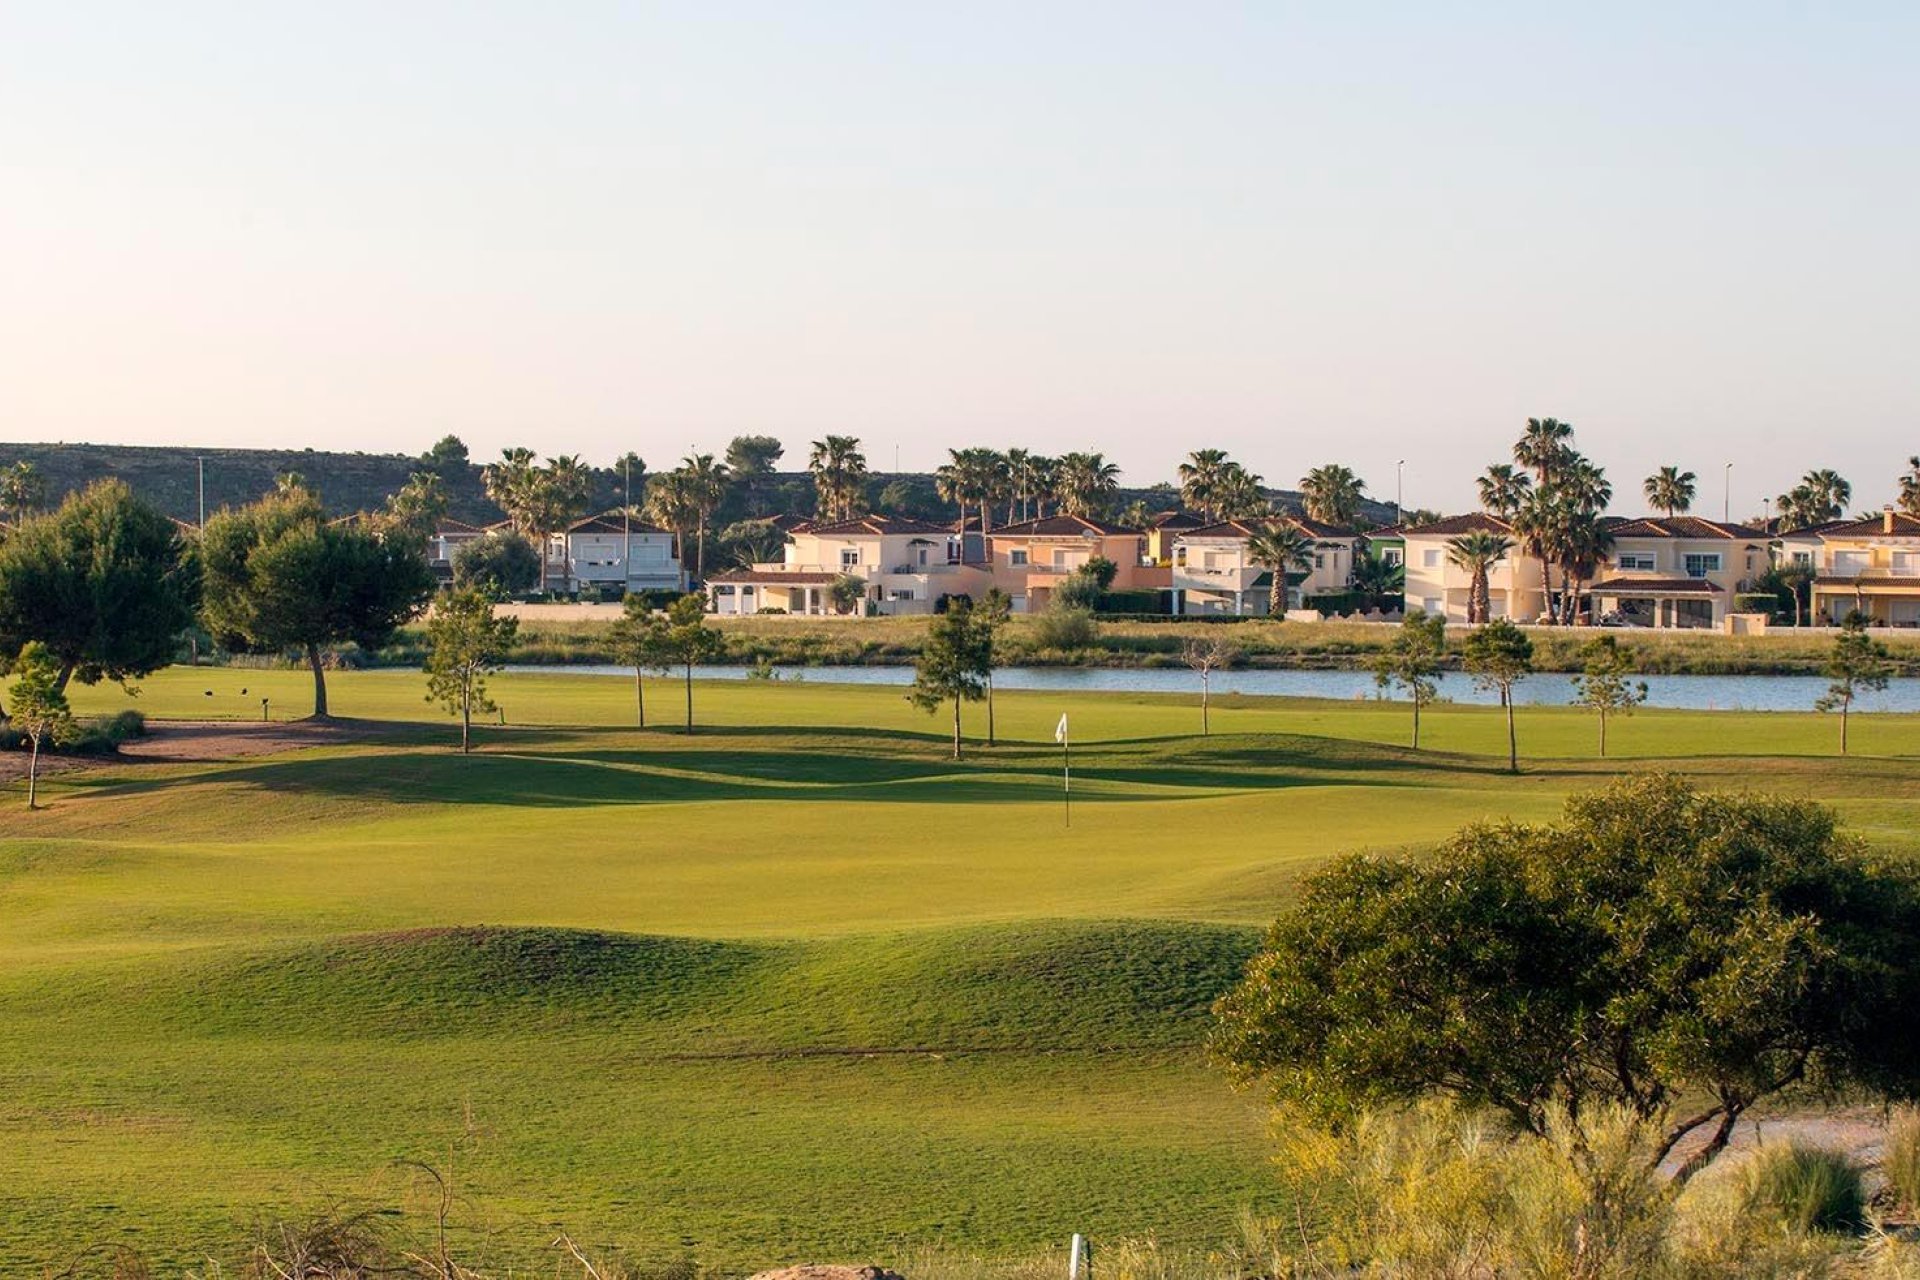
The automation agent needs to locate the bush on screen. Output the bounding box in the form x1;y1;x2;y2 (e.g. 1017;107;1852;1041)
1092;589;1167;615
1887;1107;1920;1216
1030;605;1099;651
1740;1142;1865;1234
1304;590;1365;616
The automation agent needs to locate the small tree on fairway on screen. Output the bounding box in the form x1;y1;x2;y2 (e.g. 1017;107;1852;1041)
201;486;434;717
1572;635;1647;757
1181;633;1239;736
1462;619;1533;773
9;642;74;810
908;597;990;760
662;595;724;734
979;588;1012;746
1372;611;1446;748
1817;613;1892;755
607;596;673;728
423;589;518;753
1211;774;1920;1186
0;479;199;695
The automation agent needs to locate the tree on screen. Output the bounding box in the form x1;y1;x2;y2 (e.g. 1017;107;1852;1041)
1462;619;1532;773
1054;452;1121;517
1298;464;1366;526
1181;632;1238;735
1179;449;1233;520
606;595;673;727
423;588;518;753
643;469;700;566
1005;449;1044;522
9;642;74;810
420;434;470;473
0;460;47;523
1371;611;1445;748
907;596;990;760
452;531;542;597
482;447;541;534
1816;613;1892;755
1511;490;1561;623
1245;522;1315;618
935;448;1007;537
1801;469;1853;521
1349;549;1405;612
725;434;784;479
1212;774;1920;1184
381;471;448;543
201;484;434;717
1571;634;1647;756
678;453;732;582
536;455;594;593
1643;466;1697;518
660;594;723;734
1445;531;1511;624
1513;417;1575;486
979;587;1012;745
808;436;869;521
829;574;866;616
1212;464;1269;519
0;479;199;694
1476;464;1533;520
1899;457;1920;519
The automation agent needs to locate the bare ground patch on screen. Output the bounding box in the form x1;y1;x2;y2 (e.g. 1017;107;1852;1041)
0;717;388;782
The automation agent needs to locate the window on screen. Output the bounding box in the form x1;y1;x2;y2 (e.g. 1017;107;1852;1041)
1682;553;1722;578
1313;553;1325;569
1790;550;1813;567
916;546;929;567
1010;549;1029;566
1422;549;1441;568
1617;553;1656;572
840;548;860;569
1422;597;1442;615
1383;548;1403;567
947;540;961;564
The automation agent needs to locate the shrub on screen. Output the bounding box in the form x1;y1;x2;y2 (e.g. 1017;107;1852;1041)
1030;606;1099;651
1741;1142;1865;1234
1887;1107;1920;1217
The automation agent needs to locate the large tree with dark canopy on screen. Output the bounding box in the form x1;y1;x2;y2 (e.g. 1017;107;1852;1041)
1212;775;1920;1184
200;484;433;717
0;478;199;696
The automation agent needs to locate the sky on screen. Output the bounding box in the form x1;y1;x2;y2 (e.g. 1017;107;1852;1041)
2;2;1915;515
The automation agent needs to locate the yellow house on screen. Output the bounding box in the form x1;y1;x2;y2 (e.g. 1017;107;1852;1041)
707;515;988;615
1588;517;1768;629
1398;514;1547;623
1170;516;1359;615
1782;508;1920;626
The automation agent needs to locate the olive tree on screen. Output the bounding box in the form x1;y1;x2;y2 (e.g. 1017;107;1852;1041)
422;588;518;753
1371;610;1445;748
1817;613;1892;755
1572;634;1646;756
607;594;673;728
908;596;990;760
10;642;75;809
201;485;434;717
1212;775;1920;1185
1462;619;1533;773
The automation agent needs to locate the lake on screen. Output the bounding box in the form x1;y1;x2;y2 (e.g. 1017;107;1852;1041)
506;665;1920;713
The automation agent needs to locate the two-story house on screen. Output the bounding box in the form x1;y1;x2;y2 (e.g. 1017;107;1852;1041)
706;515;988;615
1170;516;1360;615
551;512;686;594
1587;517;1767;629
1780;508;1920;625
428;517;507;583
986;515;1153;612
1399;514;1546;623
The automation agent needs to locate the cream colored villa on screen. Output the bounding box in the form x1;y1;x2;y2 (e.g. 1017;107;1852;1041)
1779;508;1920;626
1169;516;1359;615
706;515;988;615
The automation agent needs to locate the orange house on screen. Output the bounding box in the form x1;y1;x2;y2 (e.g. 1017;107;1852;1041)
986;515;1154;612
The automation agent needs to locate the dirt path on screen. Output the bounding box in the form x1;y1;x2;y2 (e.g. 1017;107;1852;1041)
0;718;380;782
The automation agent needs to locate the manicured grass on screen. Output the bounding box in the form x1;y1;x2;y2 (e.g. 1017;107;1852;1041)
2;668;1918;1272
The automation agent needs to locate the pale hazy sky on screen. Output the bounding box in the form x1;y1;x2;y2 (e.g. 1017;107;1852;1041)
3;3;1915;514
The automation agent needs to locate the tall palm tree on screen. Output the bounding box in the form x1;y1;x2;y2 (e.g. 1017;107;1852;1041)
934;447;1005;536
807;436;868;521
1214;463;1269;519
1557;512;1614;625
679;452;731;582
1055;452;1121;517
1900;457;1920;519
1557;456;1612;516
1800;469;1852;522
1349;549;1405;612
1245;521;1316;619
1005;448;1039;523
482;447;541;535
1513;417;1575;486
1476;465;1533;521
1446;531;1512;624
1511;493;1562;624
1643;466;1697;519
1298;463;1366;526
643;470;699;573
1029;455;1059;519
1178;449;1233;519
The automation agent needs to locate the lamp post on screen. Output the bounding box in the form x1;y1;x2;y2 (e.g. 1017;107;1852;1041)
1724;462;1733;523
1396;460;1405;524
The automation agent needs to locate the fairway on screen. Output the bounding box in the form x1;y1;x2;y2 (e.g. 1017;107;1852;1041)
4;668;1919;1272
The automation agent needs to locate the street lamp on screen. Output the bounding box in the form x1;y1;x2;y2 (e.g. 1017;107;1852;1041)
1724;462;1733;523
1396;460;1405;524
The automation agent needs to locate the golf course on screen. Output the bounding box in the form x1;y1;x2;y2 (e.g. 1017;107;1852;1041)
3;667;1918;1273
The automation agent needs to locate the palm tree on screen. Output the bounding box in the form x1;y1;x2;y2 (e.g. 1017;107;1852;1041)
1214;463;1269;519
1511;493;1562;624
643;470;699;569
0;461;45;523
1800;469;1852;522
1029;455;1059;519
807;436;868;521
1513;417;1575;485
679;452;732;582
1245;521;1316;619
1643;466;1697;519
1446;531;1512;624
1178;449;1233;520
1349;549;1405;612
1558;456;1612;516
1557;512;1614;625
1298;464;1366;526
1055;452;1121;517
1899;457;1920;519
483;447;541;535
1476;464;1533;520
934;447;1006;536
1005;448;1039;523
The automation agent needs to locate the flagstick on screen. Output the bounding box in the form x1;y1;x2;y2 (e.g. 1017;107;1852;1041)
1063;732;1071;828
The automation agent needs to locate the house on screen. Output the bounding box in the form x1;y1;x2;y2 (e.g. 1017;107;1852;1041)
1170;516;1360;615
986;515;1152;613
1587;517;1768;629
1398;514;1545;623
1779;507;1920;625
1362;525;1406;569
705;515;988;615
549;512;686;594
428;518;506;581
1141;509;1206;564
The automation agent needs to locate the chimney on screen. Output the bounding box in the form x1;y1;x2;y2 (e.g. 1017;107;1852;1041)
1886;504;1896;535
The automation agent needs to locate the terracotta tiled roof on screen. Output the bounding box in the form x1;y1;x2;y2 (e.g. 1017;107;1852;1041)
1181;515;1357;541
1145;509;1206;529
1808;512;1920;539
765;513;816;533
992;514;1139;537
1399;513;1516;537
706;569;843;585
1602;516;1764;540
433;518;495;535
566;511;670;535
803;515;952;537
1591;576;1723;595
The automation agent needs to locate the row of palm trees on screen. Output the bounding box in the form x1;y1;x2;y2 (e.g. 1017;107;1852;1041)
932;448;1124;526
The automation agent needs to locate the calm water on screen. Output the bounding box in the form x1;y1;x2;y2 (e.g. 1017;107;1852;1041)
505;665;1920;713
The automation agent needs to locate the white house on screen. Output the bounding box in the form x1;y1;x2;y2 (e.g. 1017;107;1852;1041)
1168;516;1360;615
550;512;686;593
706;515;989;615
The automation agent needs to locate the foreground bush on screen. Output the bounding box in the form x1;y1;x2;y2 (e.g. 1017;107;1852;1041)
1741;1143;1866;1235
1888;1107;1920;1218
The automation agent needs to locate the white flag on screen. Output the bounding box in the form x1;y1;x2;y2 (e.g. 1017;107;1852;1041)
1055;713;1069;744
